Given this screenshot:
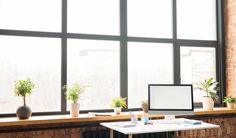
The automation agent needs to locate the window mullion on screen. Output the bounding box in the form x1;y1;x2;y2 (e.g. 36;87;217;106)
61;0;67;113
120;0;128;105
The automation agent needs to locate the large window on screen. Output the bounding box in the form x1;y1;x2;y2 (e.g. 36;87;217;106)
177;0;220;104
0;0;224;115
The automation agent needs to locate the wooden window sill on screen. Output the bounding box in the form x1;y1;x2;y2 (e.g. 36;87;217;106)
0;107;235;127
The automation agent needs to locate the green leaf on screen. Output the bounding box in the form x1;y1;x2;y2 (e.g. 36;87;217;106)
65;83;87;103
196;78;219;102
223;96;236;103
14;78;34;98
111;97;127;108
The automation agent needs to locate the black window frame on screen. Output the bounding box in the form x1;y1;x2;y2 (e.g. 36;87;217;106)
0;0;225;117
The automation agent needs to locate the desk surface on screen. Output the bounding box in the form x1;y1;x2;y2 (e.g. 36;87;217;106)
100;119;219;135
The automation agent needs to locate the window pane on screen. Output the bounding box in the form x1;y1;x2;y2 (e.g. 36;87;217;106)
177;0;216;40
0;0;61;32
180;47;216;103
68;0;119;35
0;36;61;113
67;39;120;110
128;0;172;38
128;42;173;108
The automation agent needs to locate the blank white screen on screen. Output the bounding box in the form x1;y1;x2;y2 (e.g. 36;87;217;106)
150;86;192;109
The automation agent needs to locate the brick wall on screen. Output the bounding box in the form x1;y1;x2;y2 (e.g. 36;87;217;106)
0;126;102;138
0;116;235;138
179;117;236;138
225;0;236;96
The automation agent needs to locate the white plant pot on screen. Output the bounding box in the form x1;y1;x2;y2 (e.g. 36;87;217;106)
227;103;234;109
202;96;214;111
114;107;122;115
70;103;79;117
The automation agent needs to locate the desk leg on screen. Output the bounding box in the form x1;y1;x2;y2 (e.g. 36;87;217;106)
128;134;133;138
110;129;113;138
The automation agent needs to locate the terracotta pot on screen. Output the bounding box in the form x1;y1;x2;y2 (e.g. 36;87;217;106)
202;96;214;111
114;107;122;115
70;103;79;117
227;103;234;109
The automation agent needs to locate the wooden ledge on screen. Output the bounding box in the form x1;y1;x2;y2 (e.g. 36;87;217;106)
0;107;236;127
194;107;236;115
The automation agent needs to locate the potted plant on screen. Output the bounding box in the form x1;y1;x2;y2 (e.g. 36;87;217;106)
64;83;86;117
196;78;220;111
223;96;235;109
14;78;34;119
111;97;127;115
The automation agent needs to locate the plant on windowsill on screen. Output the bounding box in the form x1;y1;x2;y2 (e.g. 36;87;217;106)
63;83;86;117
111;97;127;115
223;96;236;109
141;100;148;113
14;78;35;119
196;78;220;111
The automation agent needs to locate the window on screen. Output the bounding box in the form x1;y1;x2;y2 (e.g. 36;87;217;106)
180;47;216;102
0;0;61;32
67;39;120;110
0;0;223;116
0;36;61;113
177;0;216;40
128;42;173;108
68;0;119;35
128;0;172;38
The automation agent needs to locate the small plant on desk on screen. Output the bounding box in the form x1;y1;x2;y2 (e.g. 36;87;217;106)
111;97;127;115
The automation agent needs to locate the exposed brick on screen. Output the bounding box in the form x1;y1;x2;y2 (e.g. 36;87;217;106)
43;130;54;136
230;134;236;138
200;129;205;137
225;0;236;98
71;133;80;138
0;133;10;138
53;129;65;136
0;117;235;138
52;136;69;138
